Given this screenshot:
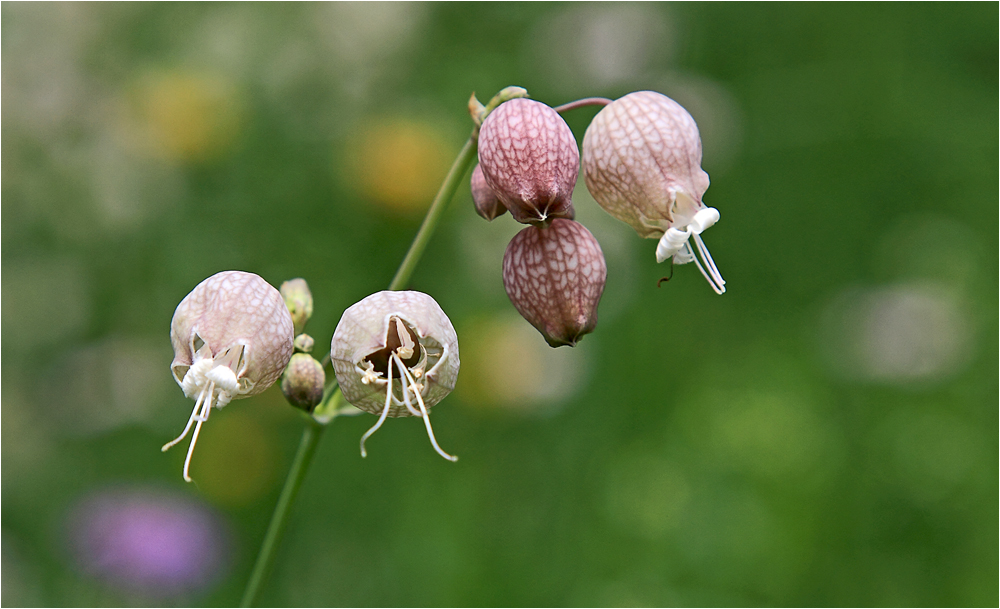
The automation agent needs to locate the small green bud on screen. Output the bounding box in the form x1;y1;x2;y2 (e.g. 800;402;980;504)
281;353;326;413
293;333;315;353
280;278;313;334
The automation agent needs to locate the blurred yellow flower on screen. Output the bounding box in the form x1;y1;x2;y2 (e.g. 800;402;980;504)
343;118;452;213
134;71;243;162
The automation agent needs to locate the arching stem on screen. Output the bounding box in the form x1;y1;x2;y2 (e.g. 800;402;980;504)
553;97;612;114
241;105;482;607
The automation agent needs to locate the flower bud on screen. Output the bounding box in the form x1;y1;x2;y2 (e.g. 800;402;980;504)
330;290;460;461
293;333;315;353
470;163;507;221
280;278;313;335
582;91;725;294
281;353;326;413
502;218;607;347
165;271;295;481
478;98;578;225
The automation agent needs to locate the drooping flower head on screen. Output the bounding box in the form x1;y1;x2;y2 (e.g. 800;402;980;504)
330;290;460;461
583;90;725;294
165;271;294;481
503;218;607;347
478;98;579;225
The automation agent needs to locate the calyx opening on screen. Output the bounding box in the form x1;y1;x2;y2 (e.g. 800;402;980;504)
356;315;456;463
365;316;421;376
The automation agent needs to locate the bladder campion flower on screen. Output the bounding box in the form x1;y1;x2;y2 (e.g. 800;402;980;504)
503;218;607;347
478;98;579;225
330;290;460;461
165;271;294;481
582;90;726;294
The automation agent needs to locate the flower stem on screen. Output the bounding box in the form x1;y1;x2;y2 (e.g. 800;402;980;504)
239;128;480;607
389;135;478;291
239;416;324;608
552;97;612;114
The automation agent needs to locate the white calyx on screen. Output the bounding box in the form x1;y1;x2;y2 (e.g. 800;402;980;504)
162;344;250;482
655;206;726;295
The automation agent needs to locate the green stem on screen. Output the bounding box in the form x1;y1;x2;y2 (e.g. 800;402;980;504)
240;417;324;608
240;130;480;607
389;136;478;291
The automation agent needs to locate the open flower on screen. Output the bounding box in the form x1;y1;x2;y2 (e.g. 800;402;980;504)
165;271;294;481
330;290;460;461
583;91;725;294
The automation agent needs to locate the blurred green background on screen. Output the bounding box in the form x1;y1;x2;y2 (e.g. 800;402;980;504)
2;3;997;606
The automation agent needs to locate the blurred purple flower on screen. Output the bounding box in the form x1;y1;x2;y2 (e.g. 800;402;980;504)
66;486;230;597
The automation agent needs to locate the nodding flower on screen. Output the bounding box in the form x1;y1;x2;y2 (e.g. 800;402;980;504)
477;98;579;226
502;218;607;348
583;90;725;294
165;271;294;481
330;290;460;461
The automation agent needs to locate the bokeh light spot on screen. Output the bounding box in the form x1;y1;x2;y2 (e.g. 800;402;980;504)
603;452;690;539
343;118;453;213
133;71;243;162
65;486;230;598
818;282;972;386
2;256;90;349
455;314;590;414
185;408;280;507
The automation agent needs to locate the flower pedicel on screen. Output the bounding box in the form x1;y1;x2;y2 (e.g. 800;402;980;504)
165;271;294;481
330;290;460;461
583;90;726;294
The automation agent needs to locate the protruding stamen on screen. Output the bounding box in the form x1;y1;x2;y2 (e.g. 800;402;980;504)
162;383;210;452
360;355;394;458
690;233;726;295
393;354;423;418
396;353;457;462
182;380;215;482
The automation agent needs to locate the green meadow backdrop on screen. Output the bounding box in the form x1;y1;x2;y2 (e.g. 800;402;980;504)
2;3;997;606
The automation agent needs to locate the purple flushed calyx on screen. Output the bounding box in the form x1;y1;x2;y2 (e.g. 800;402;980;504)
503;218;607;347
470;163;507;221
478;98;579;226
330;290;460;461
165;271;294;481
582;90;726;294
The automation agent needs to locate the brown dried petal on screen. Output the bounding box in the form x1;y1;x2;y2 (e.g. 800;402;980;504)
478;98;578;225
582;91;710;238
502;219;607;347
